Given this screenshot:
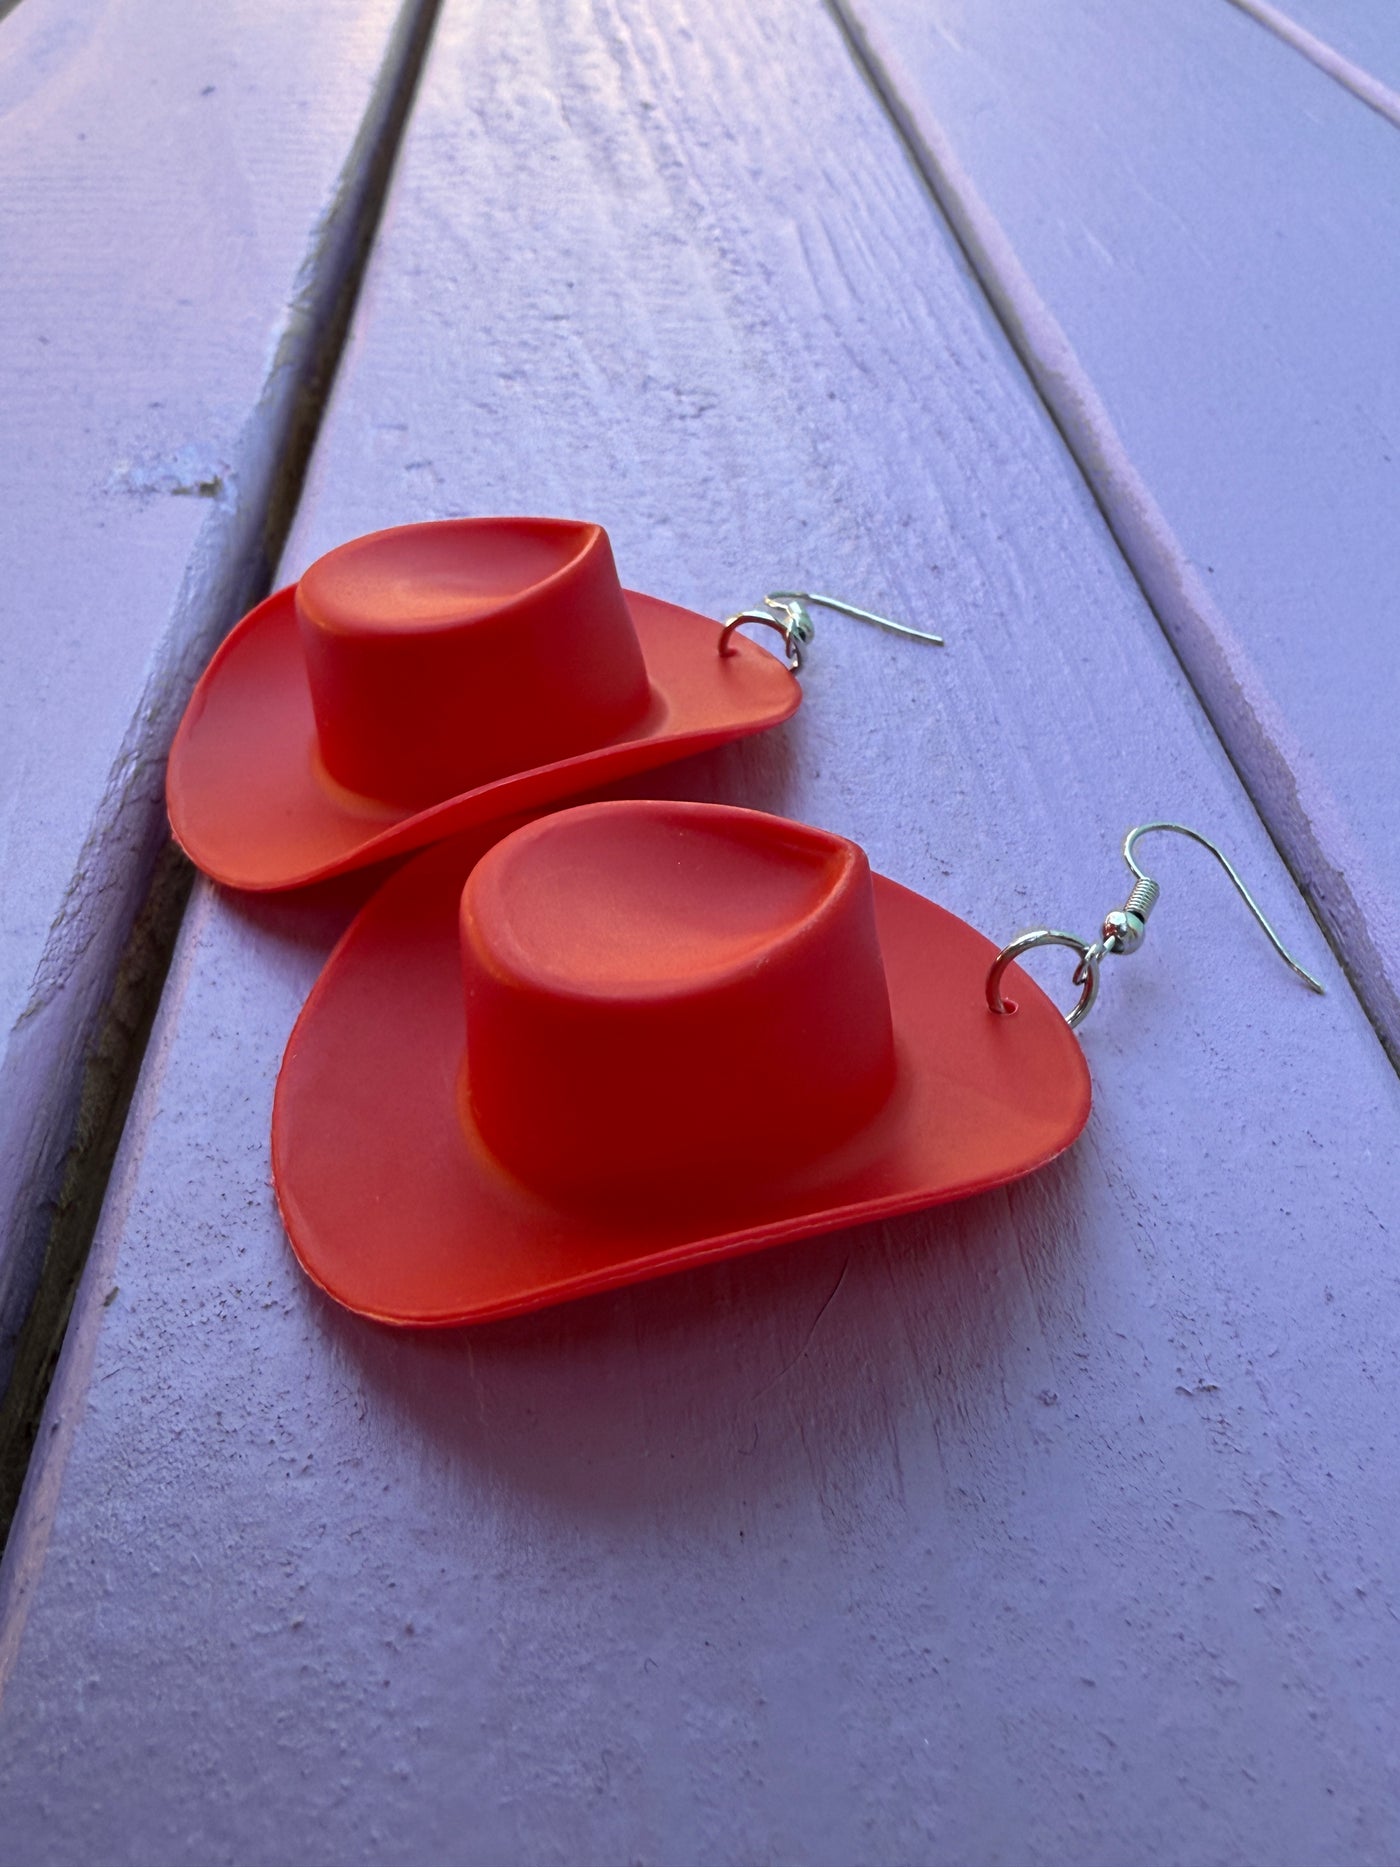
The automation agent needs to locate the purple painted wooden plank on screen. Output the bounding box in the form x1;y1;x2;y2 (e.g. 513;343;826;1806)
0;0;436;1394
3;0;1398;1862
1228;0;1400;108
835;0;1400;1064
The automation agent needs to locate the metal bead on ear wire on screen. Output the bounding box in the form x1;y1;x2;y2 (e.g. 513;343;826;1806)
1101;875;1160;955
717;590;944;672
986;821;1326;1029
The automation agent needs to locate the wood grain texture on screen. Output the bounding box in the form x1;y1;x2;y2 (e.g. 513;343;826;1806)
836;0;1400;1066
3;0;1399;1862
0;0;435;1392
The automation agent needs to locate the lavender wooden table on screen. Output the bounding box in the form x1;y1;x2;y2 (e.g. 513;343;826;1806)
0;0;439;1489
836;0;1400;1059
3;1;1400;1862
1227;0;1400;106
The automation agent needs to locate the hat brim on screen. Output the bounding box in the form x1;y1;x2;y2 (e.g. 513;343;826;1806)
168;585;798;891
272;831;1092;1326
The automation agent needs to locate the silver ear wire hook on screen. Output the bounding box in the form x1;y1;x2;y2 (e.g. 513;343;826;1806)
717;591;943;673
985;820;1326;1029
716;604;813;673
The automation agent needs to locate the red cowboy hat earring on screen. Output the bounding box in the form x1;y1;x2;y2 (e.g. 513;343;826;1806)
165;517;940;892
270;803;1322;1328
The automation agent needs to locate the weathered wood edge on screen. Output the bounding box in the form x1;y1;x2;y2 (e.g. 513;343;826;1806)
1225;0;1400;114
829;0;1400;1073
0;0;444;1519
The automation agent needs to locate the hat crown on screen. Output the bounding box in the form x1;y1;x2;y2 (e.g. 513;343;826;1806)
460;801;898;1203
296;518;652;808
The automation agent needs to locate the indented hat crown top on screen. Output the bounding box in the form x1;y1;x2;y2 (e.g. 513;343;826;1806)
482;804;849;998
460;800;898;1202
299;517;590;636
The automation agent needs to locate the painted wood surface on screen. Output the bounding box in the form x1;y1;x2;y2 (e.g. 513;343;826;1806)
0;0;434;1399
835;0;1400;1066
4;0;1400;1861
1229;0;1400;104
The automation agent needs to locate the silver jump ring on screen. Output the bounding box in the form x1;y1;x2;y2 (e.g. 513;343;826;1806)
986;929;1102;1029
718;609;804;672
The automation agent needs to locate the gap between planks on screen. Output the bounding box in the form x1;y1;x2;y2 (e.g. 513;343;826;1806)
1223;0;1400;131
0;0;446;1556
824;0;1400;1079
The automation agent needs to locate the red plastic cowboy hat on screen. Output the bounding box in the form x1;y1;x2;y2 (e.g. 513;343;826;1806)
167;517;798;891
273;799;1091;1326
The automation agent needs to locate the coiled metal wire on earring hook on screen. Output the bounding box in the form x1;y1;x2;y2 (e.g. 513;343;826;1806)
717;591;943;672
985;822;1326;1030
